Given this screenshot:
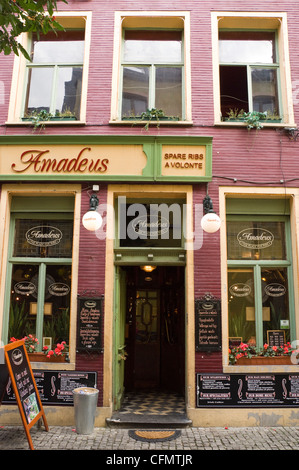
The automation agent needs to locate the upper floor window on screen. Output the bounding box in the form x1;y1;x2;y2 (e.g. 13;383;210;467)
7;13;91;124
211;12;295;127
219;31;280;120
121;30;183;119
24;30;84;120
111;12;191;124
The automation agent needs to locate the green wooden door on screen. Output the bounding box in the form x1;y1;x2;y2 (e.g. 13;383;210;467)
113;267;127;410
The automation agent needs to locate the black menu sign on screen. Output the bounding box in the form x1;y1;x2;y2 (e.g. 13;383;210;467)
77;296;103;351
3;370;97;406
195;294;221;351
197;373;299;408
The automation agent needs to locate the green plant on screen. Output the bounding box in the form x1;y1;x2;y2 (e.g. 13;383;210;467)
229;341;297;365
243;111;267;130
225;108;245;120
140;108;166;130
24;109;53;131
8;301;30;339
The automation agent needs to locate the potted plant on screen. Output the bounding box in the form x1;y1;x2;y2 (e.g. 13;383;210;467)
122;107;180;130
9;335;69;362
243;111;267;130
229;341;299;365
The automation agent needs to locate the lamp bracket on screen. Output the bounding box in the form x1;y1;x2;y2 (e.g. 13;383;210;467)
203;195;214;214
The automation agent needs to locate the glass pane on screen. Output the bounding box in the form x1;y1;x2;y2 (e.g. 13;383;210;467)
13;219;73;258
24;67;54;115
122;66;149;117
124;30;182;63
155;67;182;118
9;264;39;340
262;268;290;344
252;68;279;115
219;31;275;64
43;265;71;347
228;269;256;346
136;291;158;343
227;221;286;260
220;65;249;117
55;66;82;117
32;31;84;64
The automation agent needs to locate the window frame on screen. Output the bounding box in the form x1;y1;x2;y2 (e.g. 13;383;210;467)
226;214;295;350
110;11;192;125
211;12;295;127
7;12;92;125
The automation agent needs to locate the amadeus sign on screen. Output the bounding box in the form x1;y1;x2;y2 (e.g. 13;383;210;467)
26;226;63;247
237;228;274;249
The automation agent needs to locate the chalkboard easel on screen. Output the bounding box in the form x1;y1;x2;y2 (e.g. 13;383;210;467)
4;340;49;450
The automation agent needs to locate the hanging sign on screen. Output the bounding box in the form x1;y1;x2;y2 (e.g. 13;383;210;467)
4;340;49;450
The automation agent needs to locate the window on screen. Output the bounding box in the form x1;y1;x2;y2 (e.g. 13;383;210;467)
227;216;295;350
7;13;91;124
4;198;74;358
111;12;191;123
211;12;295;126
219;31;280;119
24;30;84;119
121;30;183;119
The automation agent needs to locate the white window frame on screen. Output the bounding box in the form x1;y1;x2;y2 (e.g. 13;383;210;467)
110;11;192;125
7;12;92;125
211;12;295;128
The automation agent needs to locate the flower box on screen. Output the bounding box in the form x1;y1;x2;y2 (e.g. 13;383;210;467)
28;352;66;363
236;356;292;365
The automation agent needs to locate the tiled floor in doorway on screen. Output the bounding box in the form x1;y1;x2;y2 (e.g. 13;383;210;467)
118;390;186;416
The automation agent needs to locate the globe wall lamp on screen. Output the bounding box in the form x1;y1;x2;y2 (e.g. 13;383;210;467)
201;194;221;233
82;193;103;231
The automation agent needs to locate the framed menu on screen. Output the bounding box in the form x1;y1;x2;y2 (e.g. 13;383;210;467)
77;296;103;352
195;294;222;351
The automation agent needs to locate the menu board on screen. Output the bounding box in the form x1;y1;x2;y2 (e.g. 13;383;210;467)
4;340;48;450
77;296;103;351
197;373;299;408
195;294;221;351
3;370;97;406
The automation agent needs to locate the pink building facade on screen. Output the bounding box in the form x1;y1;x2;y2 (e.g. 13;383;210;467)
1;0;299;427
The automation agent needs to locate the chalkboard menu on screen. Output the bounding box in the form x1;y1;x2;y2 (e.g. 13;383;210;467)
77;296;103;351
197;373;299;408
4;340;48;450
3;370;97;406
195;294;221;351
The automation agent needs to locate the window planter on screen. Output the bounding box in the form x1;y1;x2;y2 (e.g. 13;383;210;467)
236;356;293;365
28;352;67;363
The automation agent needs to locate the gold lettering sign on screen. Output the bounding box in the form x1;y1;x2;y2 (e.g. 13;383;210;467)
0;145;147;176
161;145;206;177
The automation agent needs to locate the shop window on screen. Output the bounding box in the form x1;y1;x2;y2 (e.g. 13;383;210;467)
6;215;73;355
227;217;294;350
7;13;91;124
211;12;295;126
110;12;191;123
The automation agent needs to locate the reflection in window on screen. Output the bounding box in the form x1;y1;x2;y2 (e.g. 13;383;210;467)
228;269;256;346
121;30;183;119
24;31;84;119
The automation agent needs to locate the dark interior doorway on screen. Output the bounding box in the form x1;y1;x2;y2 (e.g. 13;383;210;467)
123;265;185;395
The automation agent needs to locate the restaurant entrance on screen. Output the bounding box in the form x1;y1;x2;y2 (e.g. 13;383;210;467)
114;265;185;410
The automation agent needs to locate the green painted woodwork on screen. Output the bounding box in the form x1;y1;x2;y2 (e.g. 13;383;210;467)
0;135;212;182
227;207;295;350
113;267;127;410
